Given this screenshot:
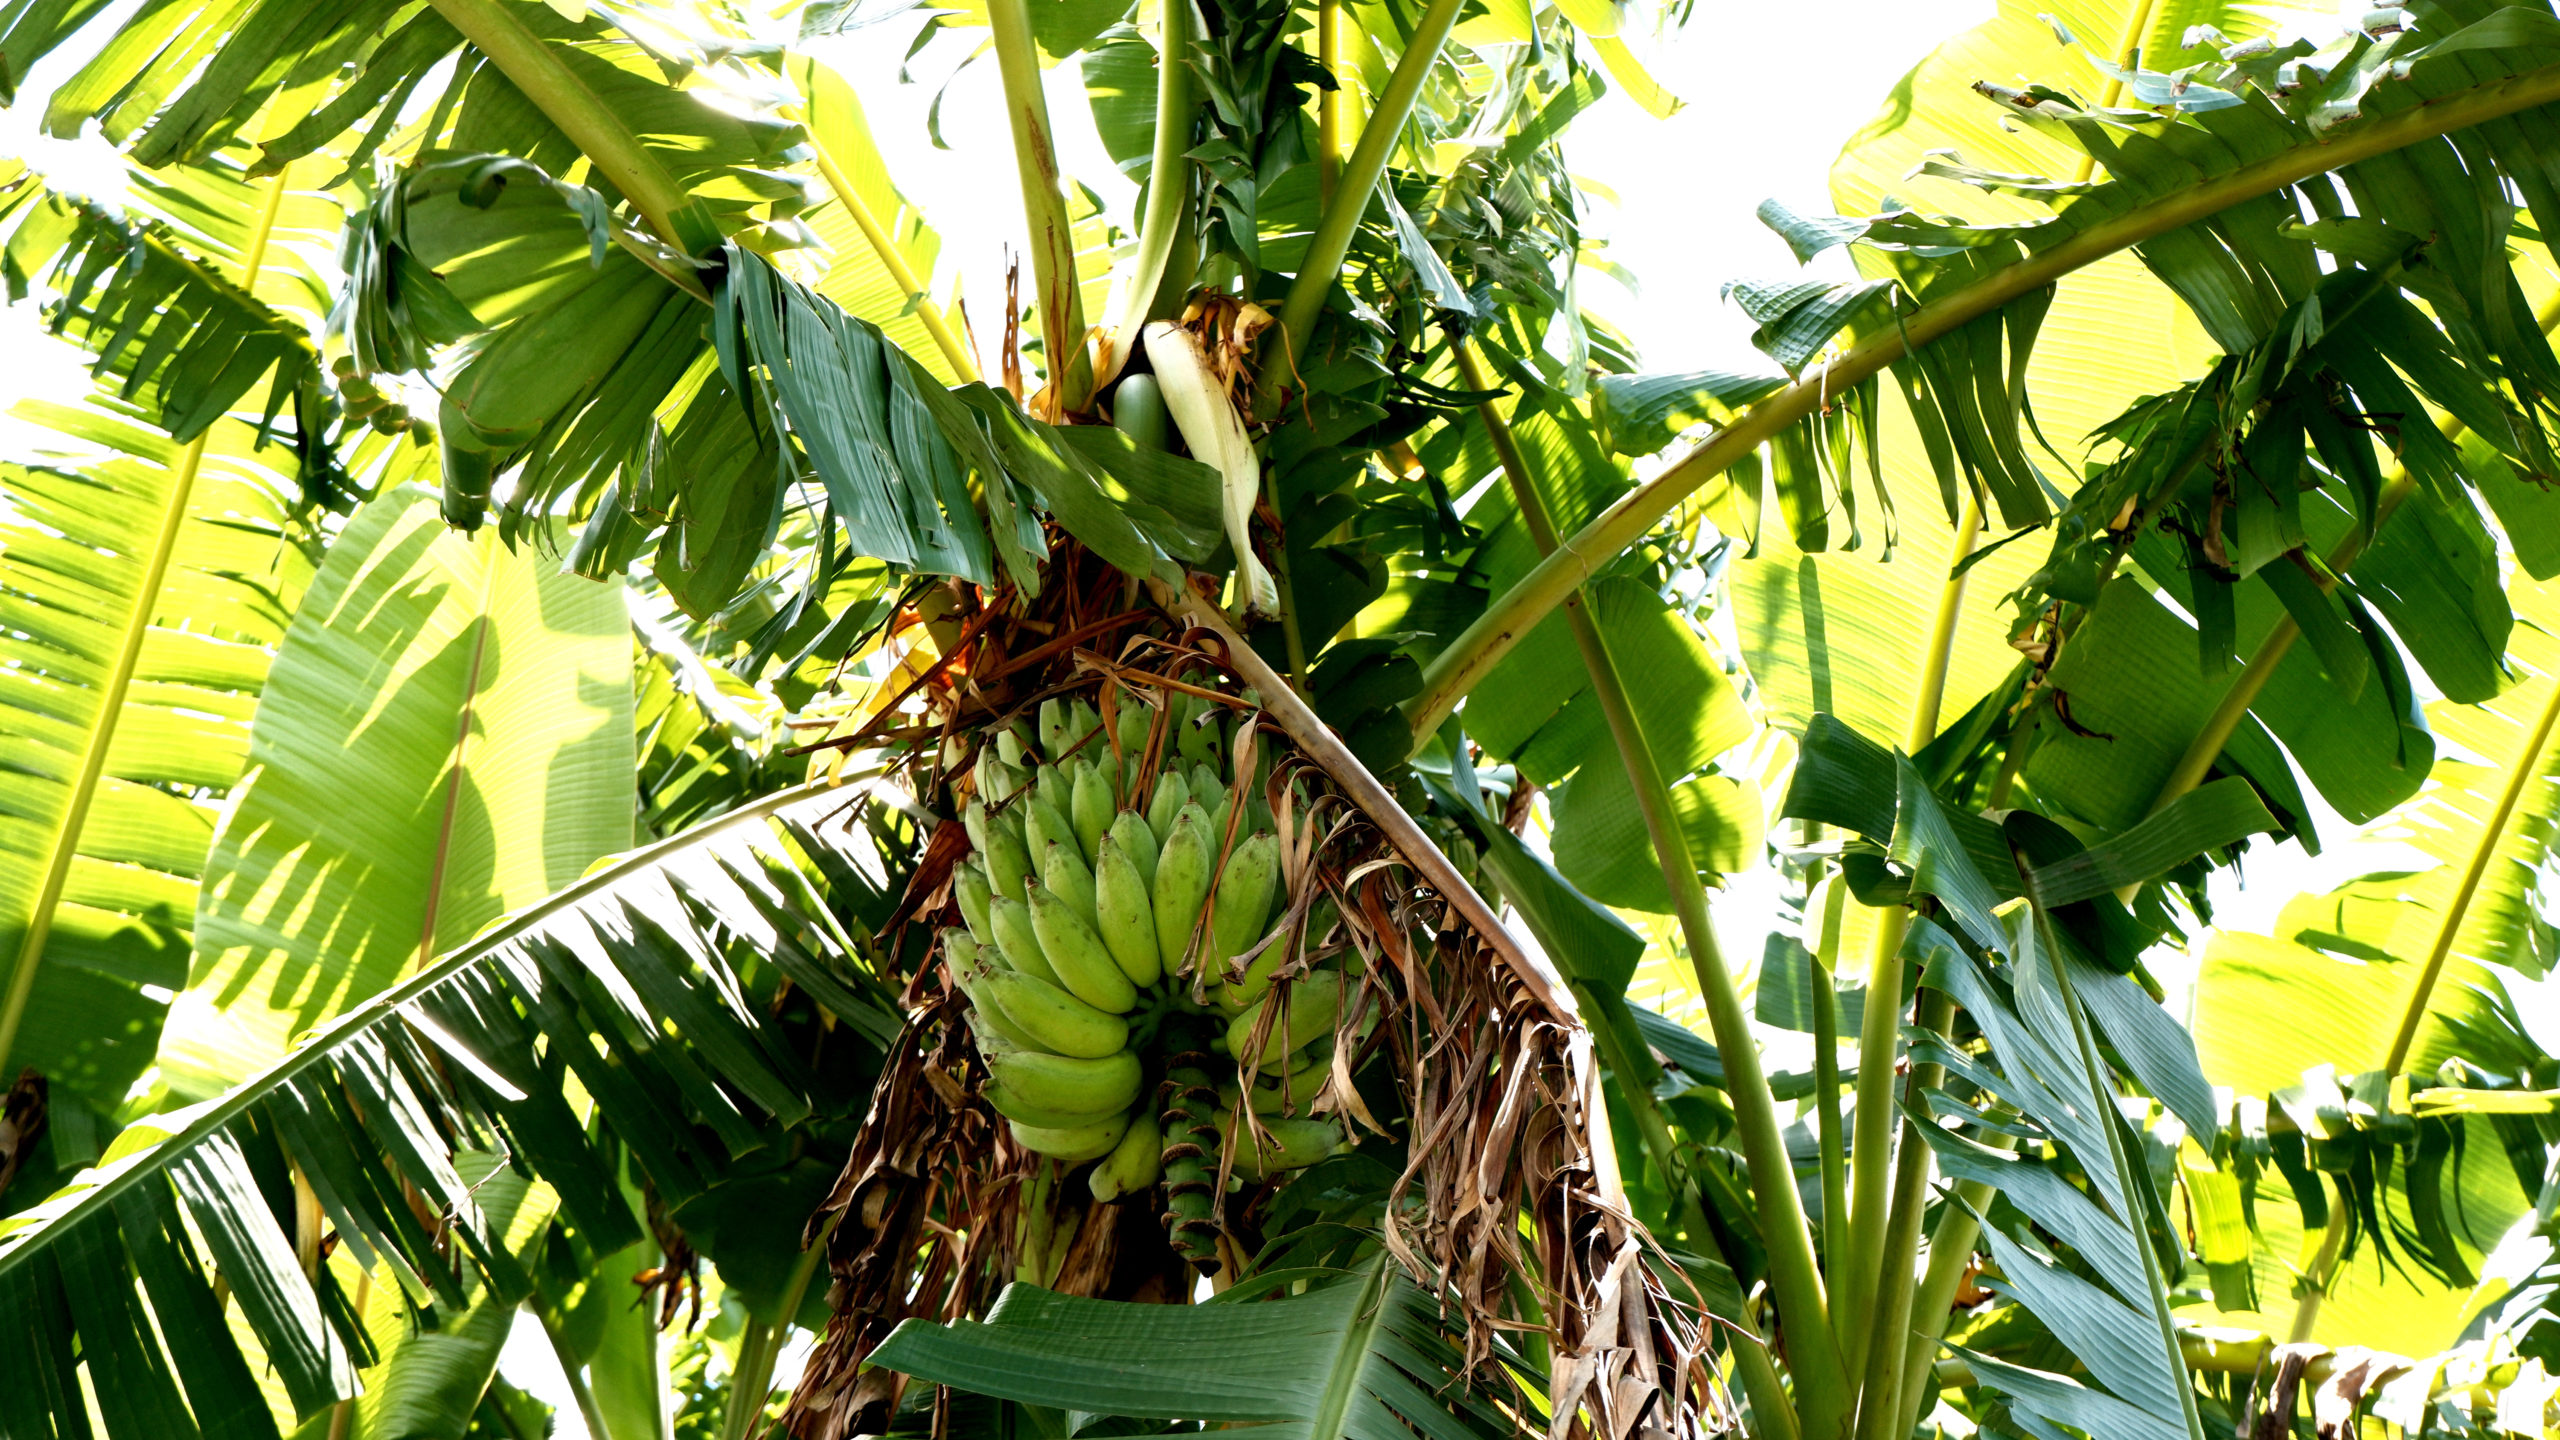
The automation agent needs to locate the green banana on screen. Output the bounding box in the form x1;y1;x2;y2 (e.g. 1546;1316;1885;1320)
1218;1043;1331;1113
1177;708;1222;767
1010;1111;1130;1163
1189;763;1225;819
1027;793;1078;866
1151;806;1214;975
954;862;993;942
984;1047;1142;1118
988;894;1062;987
1115;702;1152;765
1147;772;1191;843
1038;838;1101;931
1029;883;1139;1013
1225;969;1343;1068
986;1079;1131;1130
979;757;1023;805
1222;1112;1344;1181
1112;371;1170;452
1094;834;1162;987
1038;697;1070;761
983;822;1034;904
1209;830;1282;976
978;966;1130;1059
1088;1108;1163;1201
947;932;1048;1053
1095;747;1124;809
1108;811;1159;890
997;727;1029;769
963;798;994;854
1071;759;1113;862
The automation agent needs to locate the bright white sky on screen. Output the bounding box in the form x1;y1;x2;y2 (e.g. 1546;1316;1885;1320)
807;0;1995;377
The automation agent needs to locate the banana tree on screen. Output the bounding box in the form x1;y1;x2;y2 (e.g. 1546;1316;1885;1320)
1;0;2559;1438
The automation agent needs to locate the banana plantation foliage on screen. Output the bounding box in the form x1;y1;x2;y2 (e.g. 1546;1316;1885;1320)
6;0;2560;1437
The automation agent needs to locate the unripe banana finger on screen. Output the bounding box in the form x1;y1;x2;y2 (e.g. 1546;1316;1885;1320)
1038;838;1101;931
1029;883;1139;1013
1108;811;1159;890
989;895;1062;987
1089;1109;1163;1201
1095;835;1162;987
1010;1111;1130;1163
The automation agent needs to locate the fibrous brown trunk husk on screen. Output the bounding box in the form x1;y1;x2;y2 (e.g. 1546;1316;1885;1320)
780;548;1727;1440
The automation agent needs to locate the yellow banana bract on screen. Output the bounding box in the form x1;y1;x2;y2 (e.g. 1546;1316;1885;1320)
1143;320;1275;614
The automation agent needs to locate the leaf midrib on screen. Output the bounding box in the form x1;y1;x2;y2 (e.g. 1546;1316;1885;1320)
1305;1253;1395;1440
0;169;292;1073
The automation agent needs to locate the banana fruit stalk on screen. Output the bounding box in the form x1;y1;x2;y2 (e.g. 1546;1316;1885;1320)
943;688;1352;1255
1143;321;1276;615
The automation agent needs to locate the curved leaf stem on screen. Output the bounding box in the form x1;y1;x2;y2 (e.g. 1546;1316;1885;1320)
1317;0;1342;202
1454;342;1847;1437
425;0;715;254
2285;1176;2352;1343
803;139;982;384
2274;662;2560;1338
722;1190;842;1440
1892;1172;2000;1433
2381;669;2560;1073
0;167;289;1077
1095;0;1197;386
1810;880;1849;1294
1835;496;1978;1367
1850;991;1952;1440
1400;55;2560;745
1251;0;1466;422
986;0;1093;414
2136;470;2418;828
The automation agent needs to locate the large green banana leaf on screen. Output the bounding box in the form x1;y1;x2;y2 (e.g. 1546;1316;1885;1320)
1733;0;2253;752
342;1150;560;1440
872;1252;1518;1440
0;780;904;1440
2178;571;2560;1353
164;484;633;1101
0;397;312;1163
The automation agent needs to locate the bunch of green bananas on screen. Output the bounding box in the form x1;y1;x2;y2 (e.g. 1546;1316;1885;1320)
943;692;1351;1238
